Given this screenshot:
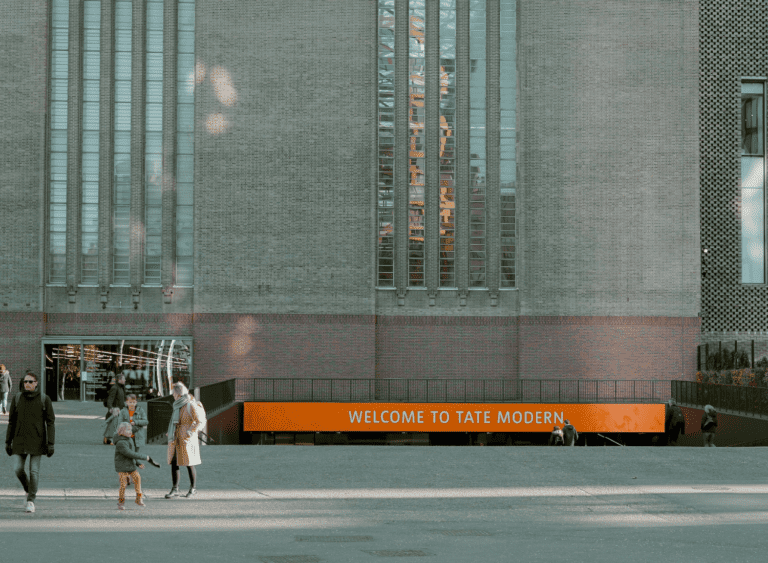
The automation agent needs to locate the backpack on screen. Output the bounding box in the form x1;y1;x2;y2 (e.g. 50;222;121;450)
552;432;564;446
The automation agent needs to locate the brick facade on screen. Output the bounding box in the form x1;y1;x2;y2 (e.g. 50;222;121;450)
0;1;704;390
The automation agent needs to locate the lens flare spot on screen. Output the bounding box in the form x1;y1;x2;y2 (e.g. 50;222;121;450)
206;112;229;135
210;66;237;107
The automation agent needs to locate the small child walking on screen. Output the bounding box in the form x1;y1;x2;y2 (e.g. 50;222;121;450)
114;421;160;510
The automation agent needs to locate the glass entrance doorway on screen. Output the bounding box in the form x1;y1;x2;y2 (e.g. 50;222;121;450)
43;338;193;401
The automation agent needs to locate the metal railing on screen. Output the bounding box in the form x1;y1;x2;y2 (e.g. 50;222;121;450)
672;380;768;418
237;378;672;404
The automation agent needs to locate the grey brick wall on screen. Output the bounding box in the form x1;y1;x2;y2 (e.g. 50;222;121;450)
0;1;47;311
194;0;377;315
518;0;700;319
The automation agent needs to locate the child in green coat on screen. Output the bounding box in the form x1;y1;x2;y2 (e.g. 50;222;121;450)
114;422;159;510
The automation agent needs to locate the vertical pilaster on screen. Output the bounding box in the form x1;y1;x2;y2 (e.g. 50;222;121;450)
99;0;114;293
162;0;179;295
131;0;146;293
456;0;470;297
486;0;500;301
425;0;440;296
66;0;83;298
395;0;409;297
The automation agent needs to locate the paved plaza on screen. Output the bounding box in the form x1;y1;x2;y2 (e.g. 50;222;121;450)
0;400;767;562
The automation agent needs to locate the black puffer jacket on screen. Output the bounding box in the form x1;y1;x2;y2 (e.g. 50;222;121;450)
5;390;55;456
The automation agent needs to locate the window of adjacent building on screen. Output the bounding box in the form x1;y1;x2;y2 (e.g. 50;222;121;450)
409;0;426;287
741;81;765;284
49;0;69;284
81;0;101;285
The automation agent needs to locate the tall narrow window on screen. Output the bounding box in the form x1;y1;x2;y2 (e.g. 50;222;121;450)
499;0;516;287
81;0;100;285
409;0;426;287
49;0;70;284
176;0;195;286
144;0;163;285
741;82;765;284
377;0;395;287
468;0;486;287
439;0;456;287
113;1;132;285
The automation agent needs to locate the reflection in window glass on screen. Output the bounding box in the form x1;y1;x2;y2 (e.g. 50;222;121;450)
81;1;100;285
113;2;132;285
742;82;763;156
469;0;486;287
741;82;765;284
46;339;193;401
742;155;765;284
377;0;395;287
439;0;456;287
409;0;426;287
177;0;195;286
499;0;516;287
145;0;163;285
49;0;70;284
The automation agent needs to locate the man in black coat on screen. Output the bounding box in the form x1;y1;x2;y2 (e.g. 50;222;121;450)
5;372;55;513
107;374;127;417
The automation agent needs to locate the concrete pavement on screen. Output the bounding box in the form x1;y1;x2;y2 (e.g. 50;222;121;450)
0;399;767;562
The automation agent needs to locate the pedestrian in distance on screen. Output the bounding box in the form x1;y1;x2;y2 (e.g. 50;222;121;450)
113;394;147;454
0;364;12;415
562;419;579;446
548;425;564;446
701;404;717;447
165;382;205;499
4;372;55;514
665;399;685;446
104;374;126;445
114;421;160;510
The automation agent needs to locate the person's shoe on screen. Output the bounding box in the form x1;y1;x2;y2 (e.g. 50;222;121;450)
117;502;125;510
25;501;35;513
135;494;145;507
164;487;179;499
185;488;197;498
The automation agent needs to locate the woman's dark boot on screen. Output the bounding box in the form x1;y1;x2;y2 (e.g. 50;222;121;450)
164;487;179;499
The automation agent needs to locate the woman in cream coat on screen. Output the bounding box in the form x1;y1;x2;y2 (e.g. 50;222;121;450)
164;382;204;498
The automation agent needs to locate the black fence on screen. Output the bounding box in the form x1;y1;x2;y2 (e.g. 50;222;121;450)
146;394;175;444
672;380;768;418
236;378;672;404
199;378;237;414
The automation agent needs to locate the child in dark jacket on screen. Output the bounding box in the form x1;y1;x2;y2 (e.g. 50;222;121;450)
114;422;160;510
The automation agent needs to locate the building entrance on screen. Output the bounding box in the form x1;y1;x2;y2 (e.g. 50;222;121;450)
43;338;193;402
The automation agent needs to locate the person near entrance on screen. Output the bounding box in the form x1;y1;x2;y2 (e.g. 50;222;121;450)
0;364;11;415
5;372;55;513
562;419;579;446
165;382;204;499
103;374;126;445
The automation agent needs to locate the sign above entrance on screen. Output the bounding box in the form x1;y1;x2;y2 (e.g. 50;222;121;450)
243;402;665;433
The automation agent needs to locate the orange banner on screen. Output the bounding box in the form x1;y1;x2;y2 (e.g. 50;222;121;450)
243;402;664;433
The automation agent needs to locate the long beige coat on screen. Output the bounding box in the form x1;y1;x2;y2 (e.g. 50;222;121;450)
167;401;204;466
